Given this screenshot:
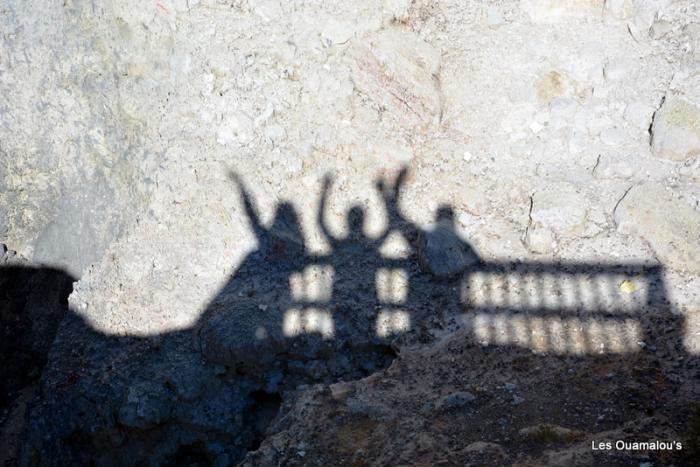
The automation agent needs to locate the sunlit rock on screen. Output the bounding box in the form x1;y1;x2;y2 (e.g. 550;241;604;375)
651;96;700;162
524;224;555;254
521;0;604;23
217;111;255;146
346;27;442;127
615;182;700;273
530;183;589;237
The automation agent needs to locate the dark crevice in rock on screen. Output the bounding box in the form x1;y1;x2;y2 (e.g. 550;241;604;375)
171;441;211;467
0;254;77;467
0;251;76;417
246;390;282;452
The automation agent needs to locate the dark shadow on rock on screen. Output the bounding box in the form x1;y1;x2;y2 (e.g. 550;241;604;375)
0;263;75;411
198;172;399;387
0;258;76;466
10;168;699;467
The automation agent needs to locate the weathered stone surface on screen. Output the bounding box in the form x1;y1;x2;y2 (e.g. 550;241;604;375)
600;127;628;146
535;70;573;105
346;28;441;126
329;381;353;400
522;0;604;22
679;156;700;184
199;303;289;369
624;101;655;130
604;0;671;33
117;382;175;430
436;391;476;410
463;441;506;455
651;96;700;161
524;224;555;254
530;183;589;236
592;153;637;180
0;259;75;421
0;1;150;277
519;423;585;442
615;182;700;273
217;111;255;146
592;153;674;181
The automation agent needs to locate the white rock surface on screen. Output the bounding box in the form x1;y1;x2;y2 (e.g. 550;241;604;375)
624;102;655;130
346;27;442;127
524;224;555;254
530;183;589;236
522;0;604;23
651;96;700;161
615;182;700;273
0;0;696;346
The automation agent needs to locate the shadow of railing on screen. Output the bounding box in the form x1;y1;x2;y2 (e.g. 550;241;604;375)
458;261;675;355
196;170;684;366
203;260;678;355
4;168;695;466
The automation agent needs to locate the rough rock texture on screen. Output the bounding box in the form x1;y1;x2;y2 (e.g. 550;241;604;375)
0;1;151;277
531;183;589;235
346;28;442;127
615;182;700;273
242;325;697;466
651;95;700;161
0;250;75;466
1;0;700;465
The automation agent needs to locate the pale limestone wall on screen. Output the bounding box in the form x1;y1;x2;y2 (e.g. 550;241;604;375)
1;0;697;351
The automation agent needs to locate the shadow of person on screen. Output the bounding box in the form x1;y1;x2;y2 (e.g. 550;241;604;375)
376;168;480;280
228;171;305;267
197;172;400;388
318;174;391;252
376;167;419;245
197;172;311;381
15;168;698;467
374;169;482;339
417;205;481;280
315;175;393;341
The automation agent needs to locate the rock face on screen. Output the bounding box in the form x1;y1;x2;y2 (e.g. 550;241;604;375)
21;319;258;467
0;1;149;277
525;183;590;253
530;183;589;236
2;0;700;465
199;302;290;369
0;256;75;411
436;391;477;410
521;0;604;22
18;232;403;466
524;223;555;254
615;182;700;273
651;96;700;161
346;28;442;127
0;254;75;467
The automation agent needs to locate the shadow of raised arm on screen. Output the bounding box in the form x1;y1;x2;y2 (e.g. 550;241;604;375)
377;167;420;246
228;170;266;242
317;173;339;247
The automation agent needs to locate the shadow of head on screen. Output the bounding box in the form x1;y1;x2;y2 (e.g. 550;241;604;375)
347;205;366;238
268;202;305;259
436;204;454;223
219;169;687;358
